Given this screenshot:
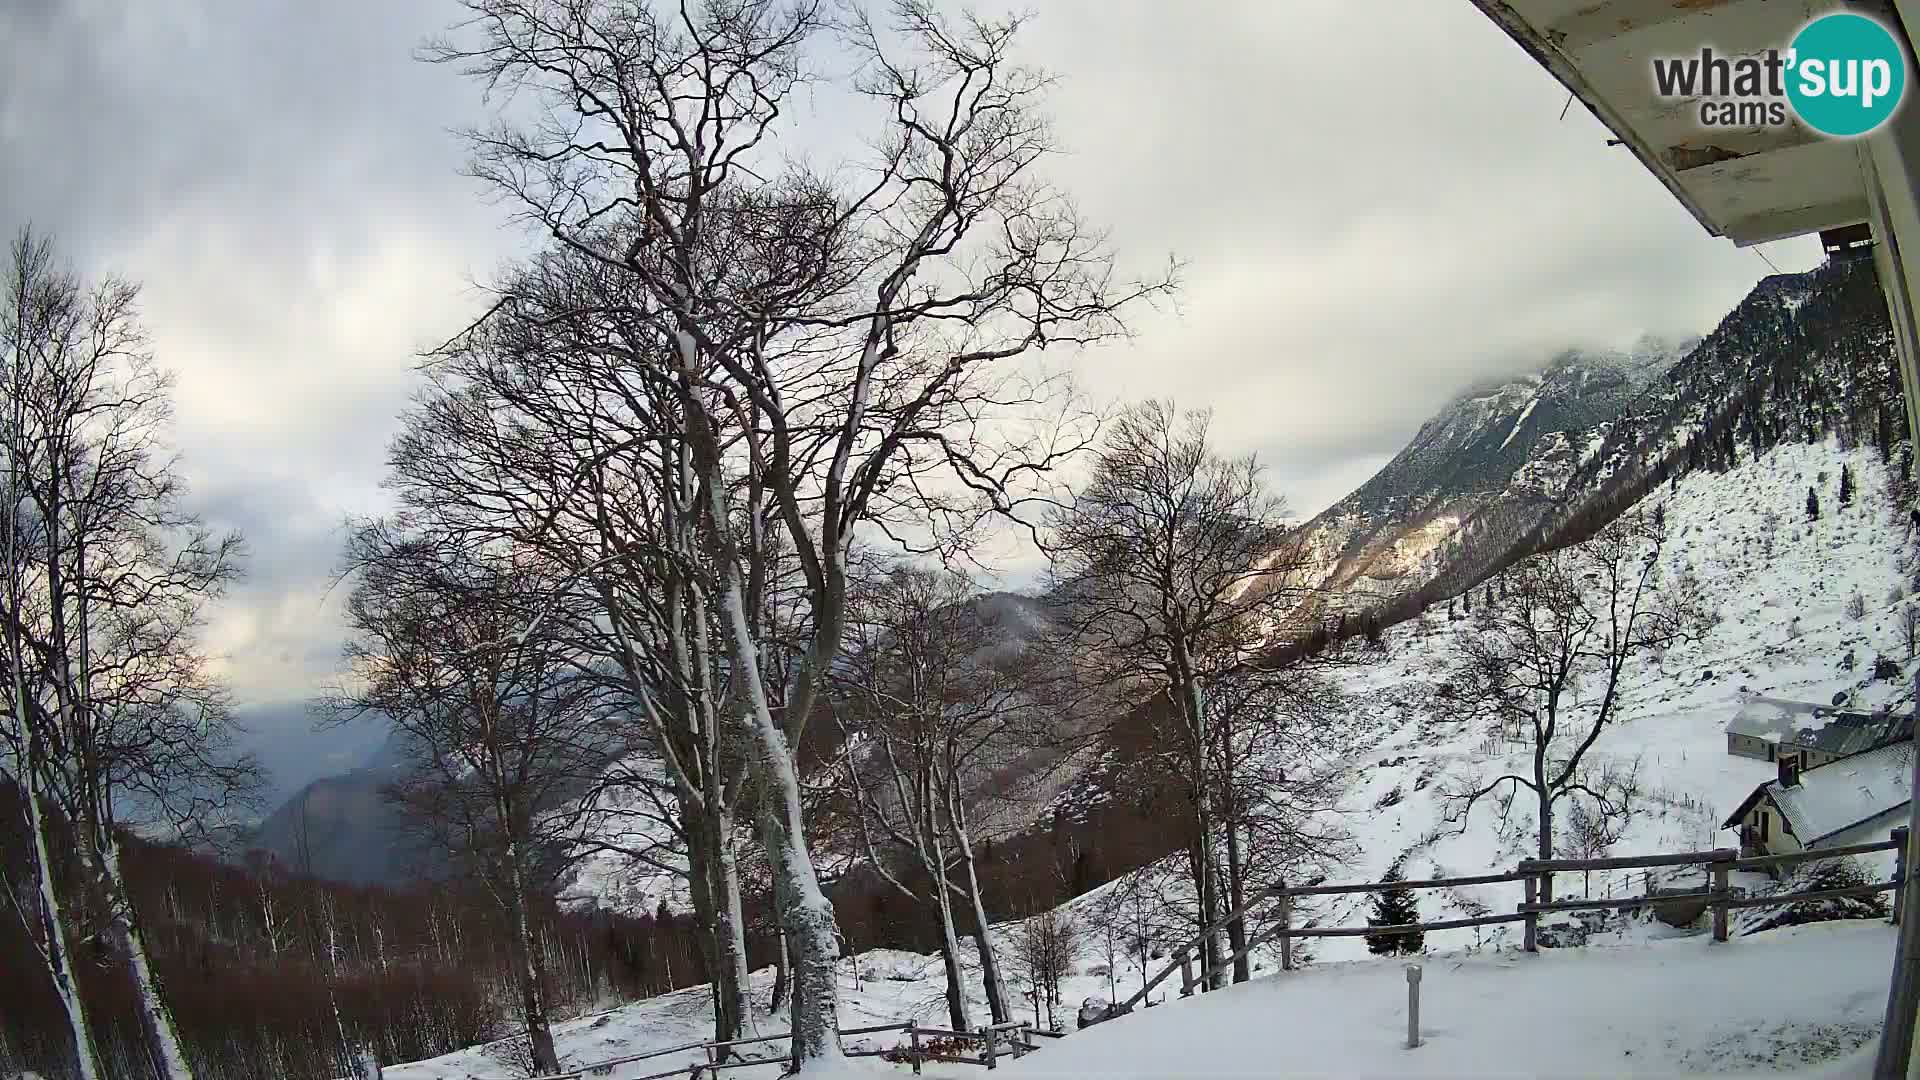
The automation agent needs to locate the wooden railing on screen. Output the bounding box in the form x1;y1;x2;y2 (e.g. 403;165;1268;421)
1119;827;1911;1012
450;1018;1053;1080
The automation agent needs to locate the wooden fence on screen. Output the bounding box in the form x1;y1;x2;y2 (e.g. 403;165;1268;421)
1119;827;1911;1012
450;1018;1058;1080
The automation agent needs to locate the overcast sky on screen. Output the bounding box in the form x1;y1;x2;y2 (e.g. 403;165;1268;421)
1;1;1822;766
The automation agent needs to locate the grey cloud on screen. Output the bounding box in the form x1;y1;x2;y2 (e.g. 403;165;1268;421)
1;0;1828;763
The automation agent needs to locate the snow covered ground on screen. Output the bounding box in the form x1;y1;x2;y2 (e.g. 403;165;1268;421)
1001;920;1900;1079
384;946;1042;1079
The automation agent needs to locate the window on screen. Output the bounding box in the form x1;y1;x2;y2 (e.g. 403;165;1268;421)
1758;810;1769;842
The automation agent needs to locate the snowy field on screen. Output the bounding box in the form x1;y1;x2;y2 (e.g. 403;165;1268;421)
394;440;1919;1078
1000;921;1900;1079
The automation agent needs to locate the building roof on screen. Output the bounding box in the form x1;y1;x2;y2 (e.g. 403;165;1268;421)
1725;696;1914;758
1469;0;1875;246
1723;741;1916;846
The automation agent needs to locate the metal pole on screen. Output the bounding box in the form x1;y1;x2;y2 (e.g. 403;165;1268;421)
1405;964;1422;1050
1872;674;1920;1079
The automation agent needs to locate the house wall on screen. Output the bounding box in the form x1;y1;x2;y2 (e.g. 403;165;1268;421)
1798;748;1838;769
1727;734;1779;761
1739;798;1801;858
1817;806;1910;881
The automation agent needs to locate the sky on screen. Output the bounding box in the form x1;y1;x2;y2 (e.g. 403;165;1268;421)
0;0;1824;790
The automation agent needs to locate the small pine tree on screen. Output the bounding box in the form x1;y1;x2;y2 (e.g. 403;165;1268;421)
1463;590;1472;615
1484;585;1493;608
1807;486;1820;522
1839;463;1854;506
1366;871;1423;956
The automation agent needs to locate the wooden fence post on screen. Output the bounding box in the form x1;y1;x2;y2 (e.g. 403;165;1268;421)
1179;949;1195;997
1894;826;1909;927
981;1025;997;1071
907;1020;921;1075
1711;853;1731;943
1278;879;1294;972
1522;872;1538;953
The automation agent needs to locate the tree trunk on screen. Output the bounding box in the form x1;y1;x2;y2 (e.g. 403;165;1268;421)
722;578;841;1064
684;808;733;1045
505;844;561;1073
1223;822;1250;984
1535;758;1555;903
708;805;755;1046
1171;648;1226;991
97;833;195;1078
770;929;791;1015
23;764;102;1080
928;823;971;1031
749;777;841;1063
949;789;1010;1023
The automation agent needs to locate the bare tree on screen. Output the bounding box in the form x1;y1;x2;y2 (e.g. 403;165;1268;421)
334;533;613;1074
0;227;253;1080
834;563;1049;1027
1565;783;1638;899
1014;908;1077;1032
1443;506;1709;898
1042;400;1305;989
1200;666;1350;981
425;0;1168;1060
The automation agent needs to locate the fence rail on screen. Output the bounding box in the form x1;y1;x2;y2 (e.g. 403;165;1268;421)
447;1017;1055;1080
1119;829;1910;1013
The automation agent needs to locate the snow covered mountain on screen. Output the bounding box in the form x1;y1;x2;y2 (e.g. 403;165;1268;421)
1272;257;1902;639
1277;337;1694;619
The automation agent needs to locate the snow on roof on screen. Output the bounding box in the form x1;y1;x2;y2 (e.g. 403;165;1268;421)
1724;697;1910;758
1768;741;1915;846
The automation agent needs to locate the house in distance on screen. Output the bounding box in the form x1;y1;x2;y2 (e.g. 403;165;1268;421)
1723;696;1912;769
1722;742;1915;864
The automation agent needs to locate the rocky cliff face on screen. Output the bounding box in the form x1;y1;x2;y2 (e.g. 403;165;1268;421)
1277;337;1694;618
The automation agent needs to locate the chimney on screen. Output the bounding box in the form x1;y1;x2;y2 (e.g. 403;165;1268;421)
1778;754;1802;789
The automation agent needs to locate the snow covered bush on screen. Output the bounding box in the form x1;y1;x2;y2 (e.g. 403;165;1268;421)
1847;591;1868;620
1735;857;1888;937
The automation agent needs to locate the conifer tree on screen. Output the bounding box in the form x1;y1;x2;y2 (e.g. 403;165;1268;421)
1366;870;1424;956
1808;486;1821;522
1839;464;1854;506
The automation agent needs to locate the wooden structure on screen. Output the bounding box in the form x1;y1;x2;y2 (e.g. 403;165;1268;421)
446;1019;1055;1080
1119;832;1909;1015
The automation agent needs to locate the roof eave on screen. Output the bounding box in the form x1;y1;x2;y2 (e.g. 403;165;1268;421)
1467;0;1731;242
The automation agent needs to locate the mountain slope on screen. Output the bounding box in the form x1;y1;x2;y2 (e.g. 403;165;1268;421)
247;729;444;885
1276;338;1692;620
1287;438;1913;960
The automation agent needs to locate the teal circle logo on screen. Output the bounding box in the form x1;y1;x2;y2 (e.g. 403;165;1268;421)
1786;12;1907;137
